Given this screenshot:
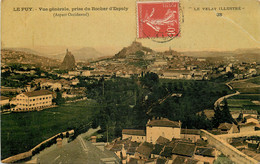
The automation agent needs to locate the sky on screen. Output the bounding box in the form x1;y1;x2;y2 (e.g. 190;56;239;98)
1;0;260;55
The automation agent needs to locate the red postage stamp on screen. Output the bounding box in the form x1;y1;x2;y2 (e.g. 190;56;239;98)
137;0;180;39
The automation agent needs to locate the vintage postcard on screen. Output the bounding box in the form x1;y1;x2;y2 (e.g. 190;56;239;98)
1;0;260;163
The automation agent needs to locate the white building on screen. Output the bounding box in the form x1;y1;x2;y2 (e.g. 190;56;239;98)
68;71;81;76
146;118;181;144
15;90;53;111
82;70;91;76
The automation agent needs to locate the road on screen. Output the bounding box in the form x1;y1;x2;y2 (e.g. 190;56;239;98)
214;91;240;109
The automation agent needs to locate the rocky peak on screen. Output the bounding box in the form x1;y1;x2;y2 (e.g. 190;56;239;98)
60;49;76;70
115;41;153;58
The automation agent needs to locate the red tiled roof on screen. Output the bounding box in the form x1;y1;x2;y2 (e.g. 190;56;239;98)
147;118;180;128
122;129;146;136
23;90;52;97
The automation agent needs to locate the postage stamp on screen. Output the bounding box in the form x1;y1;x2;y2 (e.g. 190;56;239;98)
137;0;180;40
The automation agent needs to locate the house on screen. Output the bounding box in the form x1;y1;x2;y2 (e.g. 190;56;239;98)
122;129;146;142
244;115;259;124
146;118;181;144
15;90;53;111
81;70;91;76
71;78;80;85
134;142;154;159
156;136;170;145
171;142;196;157
239;122;257;133
231;110;258;120
68;71;81;76
161;70;192;80
218;123;239;134
0;96;10;106
194;147;216;164
150;144;164;158
41;81;62;91
171;155;199;164
181;129;201;143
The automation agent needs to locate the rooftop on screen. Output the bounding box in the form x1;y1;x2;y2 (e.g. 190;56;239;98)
37;138;120;164
181;129;200;135
172;142;196;157
136;142;154;157
147;118;180;128
218;123;233;130
156;136;170;145
122;129;146;136
22;90;53;97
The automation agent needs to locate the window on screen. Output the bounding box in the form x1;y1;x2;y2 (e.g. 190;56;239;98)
40;98;42;100
33;99;35;101
43;98;45;100
46;97;48;99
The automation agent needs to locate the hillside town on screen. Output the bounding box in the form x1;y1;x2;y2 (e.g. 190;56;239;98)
1;42;260;164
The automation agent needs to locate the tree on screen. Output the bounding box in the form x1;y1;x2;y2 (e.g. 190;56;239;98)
221;99;233;124
54;88;65;105
212;106;222;128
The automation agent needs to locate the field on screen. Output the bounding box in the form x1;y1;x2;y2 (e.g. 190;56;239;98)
1;99;101;159
229;77;260;94
227;77;260;112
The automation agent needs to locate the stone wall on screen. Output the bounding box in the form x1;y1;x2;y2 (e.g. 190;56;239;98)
201;129;258;164
2;130;74;163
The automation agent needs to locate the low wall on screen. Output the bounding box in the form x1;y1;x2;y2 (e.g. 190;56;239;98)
217;131;260;141
2;130;74;163
201;129;258;164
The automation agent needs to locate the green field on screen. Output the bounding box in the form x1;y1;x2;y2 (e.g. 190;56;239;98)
246;76;260;85
227;99;255;107
227;94;260;112
1;99;101;159
231;94;260;100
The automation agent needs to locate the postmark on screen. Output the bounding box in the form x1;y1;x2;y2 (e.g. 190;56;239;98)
137;0;180;42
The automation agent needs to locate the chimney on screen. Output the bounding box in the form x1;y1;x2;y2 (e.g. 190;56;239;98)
179;120;182;127
56;138;62;148
91;136;97;143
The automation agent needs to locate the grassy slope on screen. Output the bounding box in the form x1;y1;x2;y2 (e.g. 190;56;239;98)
1;100;101;159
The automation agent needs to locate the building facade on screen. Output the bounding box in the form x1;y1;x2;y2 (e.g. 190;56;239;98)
146;118;181;144
122;129;146;142
15;90;53;111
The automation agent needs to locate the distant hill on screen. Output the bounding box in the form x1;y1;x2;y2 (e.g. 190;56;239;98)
182;48;260;62
115;41;153;58
52;47;104;61
3;48;45;56
1;49;61;68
